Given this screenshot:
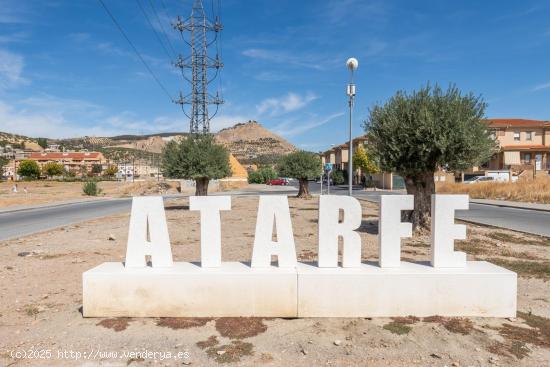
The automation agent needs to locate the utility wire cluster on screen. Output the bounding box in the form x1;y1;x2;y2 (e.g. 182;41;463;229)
97;0;224;133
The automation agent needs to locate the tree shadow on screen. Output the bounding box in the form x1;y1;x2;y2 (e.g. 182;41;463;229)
358;219;378;234
164;205;189;211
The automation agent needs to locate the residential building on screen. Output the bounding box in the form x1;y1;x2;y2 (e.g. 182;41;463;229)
484;119;550;175
28;151;107;176
320;135;368;172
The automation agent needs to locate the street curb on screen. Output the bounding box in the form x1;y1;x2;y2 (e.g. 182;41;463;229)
470;201;550;213
0;194;185;215
0;197;118;215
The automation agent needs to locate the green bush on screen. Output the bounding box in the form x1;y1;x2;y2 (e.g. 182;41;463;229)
248;166;278;184
248;171;263;184
82;180;102;196
331;170;345;185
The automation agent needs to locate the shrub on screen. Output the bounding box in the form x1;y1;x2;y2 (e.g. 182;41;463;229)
82;180;102;196
331;170;345;185
248;166;278;184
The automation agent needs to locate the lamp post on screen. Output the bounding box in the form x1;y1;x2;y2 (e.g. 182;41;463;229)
346;57;358;196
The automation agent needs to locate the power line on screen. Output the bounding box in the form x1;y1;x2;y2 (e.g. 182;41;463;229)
147;0;178;57
135;0;175;60
97;0;174;101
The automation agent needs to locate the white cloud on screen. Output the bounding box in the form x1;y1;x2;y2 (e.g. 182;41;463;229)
256;92;318;116
242;48;326;70
0;48;28;89
532;82;550;92
273;112;345;137
0;31;28;44
0;95;189;138
68;32;91;43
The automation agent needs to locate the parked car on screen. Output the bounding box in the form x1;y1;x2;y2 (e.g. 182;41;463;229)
464;176;495;184
268;178;288;186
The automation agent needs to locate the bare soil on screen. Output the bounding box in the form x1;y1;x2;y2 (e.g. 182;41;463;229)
0;180;186;209
0;196;549;366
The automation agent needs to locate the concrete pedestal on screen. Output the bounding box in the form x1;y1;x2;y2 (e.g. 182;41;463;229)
83;261;516;318
297;261;516;317
83;262;297;317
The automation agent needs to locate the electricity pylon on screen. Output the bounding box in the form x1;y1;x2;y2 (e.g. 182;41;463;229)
173;0;223;134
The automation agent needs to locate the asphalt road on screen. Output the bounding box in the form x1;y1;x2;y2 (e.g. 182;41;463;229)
307;182;550;237
0;198;133;241
1;183;549;240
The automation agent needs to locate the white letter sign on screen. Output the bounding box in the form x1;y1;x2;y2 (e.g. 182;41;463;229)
378;195;414;268
430;194;468;268
190;196;231;267
318;195;362;268
125;196;173;268
251;196;297;268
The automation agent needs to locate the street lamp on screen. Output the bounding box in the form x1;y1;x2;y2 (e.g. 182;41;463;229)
346;57;358;196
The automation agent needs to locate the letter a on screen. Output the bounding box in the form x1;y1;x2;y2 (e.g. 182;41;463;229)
251;196;297;268
125;196;173;268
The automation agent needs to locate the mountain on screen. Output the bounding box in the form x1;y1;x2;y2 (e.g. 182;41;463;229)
0;121;297;164
215;121;297;164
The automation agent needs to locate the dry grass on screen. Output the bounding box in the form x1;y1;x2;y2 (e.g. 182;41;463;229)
437;178;550;203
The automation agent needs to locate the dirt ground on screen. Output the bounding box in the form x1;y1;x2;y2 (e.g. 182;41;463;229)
0;196;549;366
0;180;190;209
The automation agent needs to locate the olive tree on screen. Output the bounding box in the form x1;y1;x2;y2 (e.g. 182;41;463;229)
277;151;322;198
364;84;496;230
162;134;231;196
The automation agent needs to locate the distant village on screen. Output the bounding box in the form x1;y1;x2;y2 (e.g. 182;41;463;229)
0;141;162;181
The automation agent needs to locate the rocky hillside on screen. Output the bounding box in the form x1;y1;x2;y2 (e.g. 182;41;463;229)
215;121;296;164
0;121;296;164
0;132;43;151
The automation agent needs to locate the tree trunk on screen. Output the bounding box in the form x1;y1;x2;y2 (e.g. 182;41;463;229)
404;172;435;231
297;178;311;199
195;177;209;196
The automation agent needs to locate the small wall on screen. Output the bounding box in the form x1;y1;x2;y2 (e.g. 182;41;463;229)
370;172;393;190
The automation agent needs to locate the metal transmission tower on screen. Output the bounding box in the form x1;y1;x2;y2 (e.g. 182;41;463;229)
174;0;223;134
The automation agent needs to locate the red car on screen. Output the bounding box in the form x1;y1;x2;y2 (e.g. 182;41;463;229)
268;178;288;186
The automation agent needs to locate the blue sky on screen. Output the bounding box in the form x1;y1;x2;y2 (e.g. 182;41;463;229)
0;0;549;151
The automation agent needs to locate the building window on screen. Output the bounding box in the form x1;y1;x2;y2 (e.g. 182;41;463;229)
526;131;533;141
514;131;520;141
524;153;531;164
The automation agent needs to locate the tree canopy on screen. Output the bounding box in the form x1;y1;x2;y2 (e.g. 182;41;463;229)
353;145;379;174
17;160;41;179
0;157;8;175
43;162;65;177
365;84;496;176
162;134;231;195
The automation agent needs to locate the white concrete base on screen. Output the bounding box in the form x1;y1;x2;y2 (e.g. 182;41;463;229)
297;261;517;317
83;261;517;318
82;262;297;317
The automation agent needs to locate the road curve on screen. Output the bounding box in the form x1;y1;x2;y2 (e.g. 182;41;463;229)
0;186;549;240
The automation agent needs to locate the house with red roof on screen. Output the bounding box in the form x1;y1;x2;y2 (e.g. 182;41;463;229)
483;119;550;175
28;151;107;176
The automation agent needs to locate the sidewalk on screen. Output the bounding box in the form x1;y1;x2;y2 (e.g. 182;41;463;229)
470;199;550;212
